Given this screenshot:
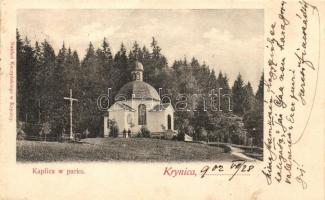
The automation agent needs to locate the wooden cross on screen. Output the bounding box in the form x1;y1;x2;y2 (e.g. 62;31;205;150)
64;89;78;140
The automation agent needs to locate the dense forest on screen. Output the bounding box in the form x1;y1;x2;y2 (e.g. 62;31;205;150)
16;29;264;146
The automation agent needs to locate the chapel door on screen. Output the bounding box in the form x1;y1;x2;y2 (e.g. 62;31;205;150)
167;115;171;130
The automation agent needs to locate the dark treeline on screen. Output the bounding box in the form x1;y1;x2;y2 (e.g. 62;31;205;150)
17;29;264;146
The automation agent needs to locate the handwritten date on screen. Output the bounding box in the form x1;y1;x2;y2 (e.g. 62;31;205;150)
200;160;254;181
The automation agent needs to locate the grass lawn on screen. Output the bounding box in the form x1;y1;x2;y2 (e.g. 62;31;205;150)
16;138;241;162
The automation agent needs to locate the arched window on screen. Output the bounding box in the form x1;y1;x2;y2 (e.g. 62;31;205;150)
167;114;172;130
138;104;146;125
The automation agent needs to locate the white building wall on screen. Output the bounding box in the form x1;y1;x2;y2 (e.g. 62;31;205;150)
147;111;165;132
106;99;175;137
124;99;160;134
104;116;109;137
124;99;159;112
108;110;126;137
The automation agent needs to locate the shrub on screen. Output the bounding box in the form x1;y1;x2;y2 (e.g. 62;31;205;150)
138;126;150;138
176;132;185;141
109;119;119;138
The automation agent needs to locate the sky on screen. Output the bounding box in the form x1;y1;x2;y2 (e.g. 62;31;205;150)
17;9;264;91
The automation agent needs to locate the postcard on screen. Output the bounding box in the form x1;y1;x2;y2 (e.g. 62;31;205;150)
0;0;324;199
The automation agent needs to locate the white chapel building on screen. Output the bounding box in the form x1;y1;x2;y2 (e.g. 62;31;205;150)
104;61;175;138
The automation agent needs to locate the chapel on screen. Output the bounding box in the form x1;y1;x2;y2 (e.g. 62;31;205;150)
104;61;175;138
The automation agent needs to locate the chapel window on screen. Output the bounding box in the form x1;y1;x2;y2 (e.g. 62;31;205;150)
167;114;172;130
138;104;146;125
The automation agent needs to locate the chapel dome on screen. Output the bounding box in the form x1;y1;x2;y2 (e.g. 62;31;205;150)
116;80;160;101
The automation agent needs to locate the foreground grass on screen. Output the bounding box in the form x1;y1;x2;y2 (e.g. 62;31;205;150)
17;138;241;162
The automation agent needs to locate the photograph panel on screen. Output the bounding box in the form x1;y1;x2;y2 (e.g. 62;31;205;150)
16;9;264;162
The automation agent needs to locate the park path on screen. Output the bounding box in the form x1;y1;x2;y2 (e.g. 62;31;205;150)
226;145;256;161
207;142;258;161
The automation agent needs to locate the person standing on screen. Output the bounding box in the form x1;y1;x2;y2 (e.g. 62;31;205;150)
123;129;127;138
127;129;131;138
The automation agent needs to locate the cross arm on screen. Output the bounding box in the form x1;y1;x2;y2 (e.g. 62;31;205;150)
64;97;79;101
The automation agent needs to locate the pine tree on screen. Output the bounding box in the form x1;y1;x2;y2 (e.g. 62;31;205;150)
208;69;218;90
16;29;24;122
25;37;39;122
55;42;67;89
72;50;80;66
113;43;129;92
142;46;150;60
207;69;219;114
243;82;256;113
232;73;245;115
101;38;113;61
64;47;75;90
215;71;230;112
190;57;200;69
46;42;69;133
79;42;104;136
96;38;113;80
129;41;142;61
141;37;168;89
151;37;161;59
82;42;101;84
255;73;264;102
38;40;56;126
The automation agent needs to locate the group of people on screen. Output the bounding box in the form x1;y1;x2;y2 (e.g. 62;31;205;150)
122;129;132;138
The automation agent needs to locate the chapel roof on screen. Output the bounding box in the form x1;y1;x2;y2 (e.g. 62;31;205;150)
107;102;136;112
116;102;136;112
116;80;160;101
149;103;172;112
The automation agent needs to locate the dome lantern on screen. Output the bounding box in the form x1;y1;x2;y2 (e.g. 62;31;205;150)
131;61;144;81
116;61;160;101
